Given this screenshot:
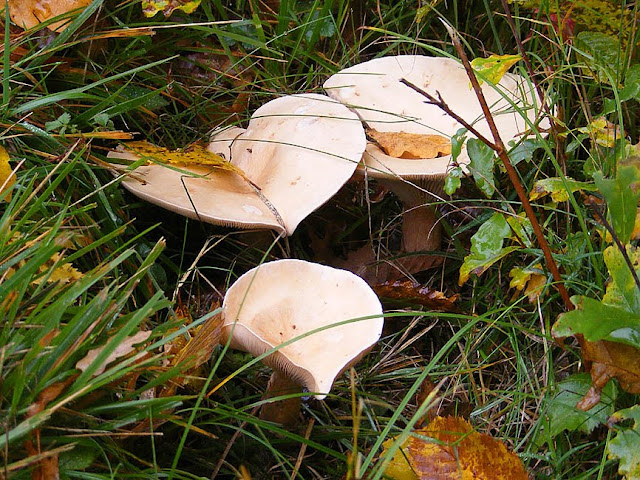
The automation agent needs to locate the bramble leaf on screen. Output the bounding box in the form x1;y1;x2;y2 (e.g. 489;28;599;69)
594;165;640;244
459;212;519;285
607;405;640;479
467;138;496;197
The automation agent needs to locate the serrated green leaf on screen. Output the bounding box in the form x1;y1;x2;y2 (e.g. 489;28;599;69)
602;245;640;314
545;373;615;438
620;64;640;102
553;296;640;349
608;405;640;479
506;214;534;248
459;212;519;285
594;165;640;244
530;177;597;203
507;138;544;166
575;31;622;84
467;138;496;197
444;166;463;195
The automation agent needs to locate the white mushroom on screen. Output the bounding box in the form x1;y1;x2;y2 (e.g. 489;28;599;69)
324;55;548;274
109;94;366;236
221;259;384;426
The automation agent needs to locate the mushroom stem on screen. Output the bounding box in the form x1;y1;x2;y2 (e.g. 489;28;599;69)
259;370;303;427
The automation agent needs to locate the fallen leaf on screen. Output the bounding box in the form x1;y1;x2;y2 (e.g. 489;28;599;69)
509;264;547;303
382;416;528;479
582;340;640;396
579;117;622;148
607;405;640;479
116;141;250;181
529;177;597;203
470;54;522;85
32;252;83;285
0;145;15;201
366;129;452;159
2;0;92;31
75;331;151;377
373;280;459;312
142;0;201;18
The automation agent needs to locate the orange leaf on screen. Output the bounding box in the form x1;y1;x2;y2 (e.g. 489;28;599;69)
373;281;459;312
367;129;452;159
383;416;528;479
3;0;92;31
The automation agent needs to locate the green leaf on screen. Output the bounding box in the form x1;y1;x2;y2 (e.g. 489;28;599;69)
553;296;640;350
444;166;463;195
530;177;597;203
507;138;544;166
545;373;615;438
602;245;640;314
620;64;640;102
575;32;622;84
467;138;496;197
506;214;533;248
459;212;520;285
470;54;521;85
607;405;640;479
594;165;640;244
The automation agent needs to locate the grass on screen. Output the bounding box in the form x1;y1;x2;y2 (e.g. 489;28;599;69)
1;0;640;478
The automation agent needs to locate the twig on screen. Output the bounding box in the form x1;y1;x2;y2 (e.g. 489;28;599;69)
436;21;573;310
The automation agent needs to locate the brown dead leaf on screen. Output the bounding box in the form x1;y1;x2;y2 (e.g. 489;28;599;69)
367;129;452;159
578;340;640;409
373;280;459;312
3;0;92;31
75;331;151;376
382;416;528;480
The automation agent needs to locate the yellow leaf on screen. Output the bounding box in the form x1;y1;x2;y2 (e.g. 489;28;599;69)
118;141;250;181
382;416;528;480
142;0;201;18
578;117;622;147
367;129;452;159
470;54;522;85
509;264;546;304
3;0;92;31
33;252;83;285
0;145;16;202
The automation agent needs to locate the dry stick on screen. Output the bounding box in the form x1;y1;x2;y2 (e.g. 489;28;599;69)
418;24;572;310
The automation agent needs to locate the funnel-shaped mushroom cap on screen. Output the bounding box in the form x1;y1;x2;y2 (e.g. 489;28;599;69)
221;259;384;399
110;94;366;235
324;55;549;185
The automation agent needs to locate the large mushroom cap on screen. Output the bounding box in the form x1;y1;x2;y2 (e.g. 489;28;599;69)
324;55;549;187
110;94;366;235
221;259;384;399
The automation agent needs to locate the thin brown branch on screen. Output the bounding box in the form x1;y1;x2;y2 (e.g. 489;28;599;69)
440;21;573;310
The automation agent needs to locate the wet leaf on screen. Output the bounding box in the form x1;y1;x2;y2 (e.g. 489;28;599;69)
509;264;547;303
507;138;544;166
583;340;640;395
470;54;521;85
607;405;640;479
366;129;452;159
467;138;496;197
575;32;622;84
459;212;519;285
529;177;596;203
579;117;623;147
444;166;463;195
170;311;223;380
0;145;15;202
544;373;615;438
142;0;201;18
372;281;459;312
116;141;249;181
75;331;151;377
3;0;92;31
382;416;528;479
594;165;640;244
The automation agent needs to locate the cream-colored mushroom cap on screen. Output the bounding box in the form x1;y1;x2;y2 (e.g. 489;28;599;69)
221;259;384;400
109;94;366;235
324;55;549;186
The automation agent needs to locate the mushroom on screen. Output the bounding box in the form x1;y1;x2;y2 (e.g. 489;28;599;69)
324;55;548;275
108;93;366;236
221;259;384;426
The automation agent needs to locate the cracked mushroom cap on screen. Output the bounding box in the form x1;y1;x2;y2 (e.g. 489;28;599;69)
324;55;549;194
221;259;384;400
110;94;366;236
